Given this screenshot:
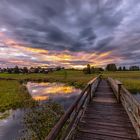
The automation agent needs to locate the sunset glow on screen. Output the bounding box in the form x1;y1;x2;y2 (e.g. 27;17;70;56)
0;0;140;68
0;32;117;68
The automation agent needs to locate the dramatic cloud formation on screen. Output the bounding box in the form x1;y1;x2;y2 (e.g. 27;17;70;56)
0;0;140;68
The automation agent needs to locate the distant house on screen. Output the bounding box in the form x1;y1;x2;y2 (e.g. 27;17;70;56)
44;69;49;74
29;67;36;73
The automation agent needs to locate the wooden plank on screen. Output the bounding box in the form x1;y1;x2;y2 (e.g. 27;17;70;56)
77;129;137;139
78;123;136;134
74;131;137;140
79;120;134;128
73;79;138;140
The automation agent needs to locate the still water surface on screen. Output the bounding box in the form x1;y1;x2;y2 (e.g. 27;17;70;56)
0;82;81;140
27;82;81;109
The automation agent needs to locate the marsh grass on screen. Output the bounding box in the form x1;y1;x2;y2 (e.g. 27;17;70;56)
0;80;35;112
0;70;97;88
103;71;140;93
20;102;64;140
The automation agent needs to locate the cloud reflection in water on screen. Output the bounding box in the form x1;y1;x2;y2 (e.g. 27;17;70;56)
27;82;81;109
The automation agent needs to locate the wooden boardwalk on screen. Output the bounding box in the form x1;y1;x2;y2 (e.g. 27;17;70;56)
74;79;138;140
46;77;140;140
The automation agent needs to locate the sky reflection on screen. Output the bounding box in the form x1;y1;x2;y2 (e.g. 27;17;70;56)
27;82;81;107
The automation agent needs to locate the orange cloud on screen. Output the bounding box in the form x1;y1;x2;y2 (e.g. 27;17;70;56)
0;32;120;68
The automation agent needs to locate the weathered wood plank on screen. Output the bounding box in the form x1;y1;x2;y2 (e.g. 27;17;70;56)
73;80;138;140
74;131;137;140
77;129;137;139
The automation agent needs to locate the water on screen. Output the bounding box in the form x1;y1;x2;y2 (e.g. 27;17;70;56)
27;82;81;109
133;93;140;103
0;109;24;140
0;82;81;140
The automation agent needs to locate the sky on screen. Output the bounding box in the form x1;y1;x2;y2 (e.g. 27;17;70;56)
0;0;140;68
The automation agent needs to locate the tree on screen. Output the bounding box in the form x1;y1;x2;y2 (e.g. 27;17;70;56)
106;64;117;71
129;66;140;71
7;68;12;73
83;64;91;74
34;67;40;73
87;64;91;74
123;66;126;71
23;67;28;73
14;66;20;73
118;66;122;71
91;66;95;73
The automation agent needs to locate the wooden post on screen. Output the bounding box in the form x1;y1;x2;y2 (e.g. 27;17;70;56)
118;83;122;103
89;84;92;102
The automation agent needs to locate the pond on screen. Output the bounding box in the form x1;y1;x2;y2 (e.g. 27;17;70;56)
27;82;81;109
0;82;81;140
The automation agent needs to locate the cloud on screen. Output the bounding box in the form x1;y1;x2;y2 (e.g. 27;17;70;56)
0;0;140;67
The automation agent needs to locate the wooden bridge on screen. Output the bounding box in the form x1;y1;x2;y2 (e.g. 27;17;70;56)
45;76;140;140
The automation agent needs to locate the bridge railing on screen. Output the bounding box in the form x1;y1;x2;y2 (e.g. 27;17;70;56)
108;77;140;138
45;76;101;140
108;77;122;103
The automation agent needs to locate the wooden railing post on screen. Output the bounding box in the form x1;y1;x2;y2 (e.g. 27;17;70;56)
118;83;122;103
108;77;140;138
89;84;92;102
115;80;122;103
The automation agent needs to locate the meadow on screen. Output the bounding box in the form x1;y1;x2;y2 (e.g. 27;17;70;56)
103;71;140;93
0;70;140;112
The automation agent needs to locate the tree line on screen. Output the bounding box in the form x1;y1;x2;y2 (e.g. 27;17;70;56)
0;66;64;74
83;63;140;74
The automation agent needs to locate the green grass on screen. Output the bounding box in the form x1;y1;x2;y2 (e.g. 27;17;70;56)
103;71;140;79
0;73;48;80
0;70;98;88
0;80;34;112
43;70;98;88
103;71;140;93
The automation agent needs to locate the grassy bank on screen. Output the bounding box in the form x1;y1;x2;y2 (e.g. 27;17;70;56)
0;70;97;88
0;80;34;112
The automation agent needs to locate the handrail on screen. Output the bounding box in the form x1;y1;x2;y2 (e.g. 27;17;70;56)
121;86;140;139
45;76;101;140
108;77;122;102
107;77;140;138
